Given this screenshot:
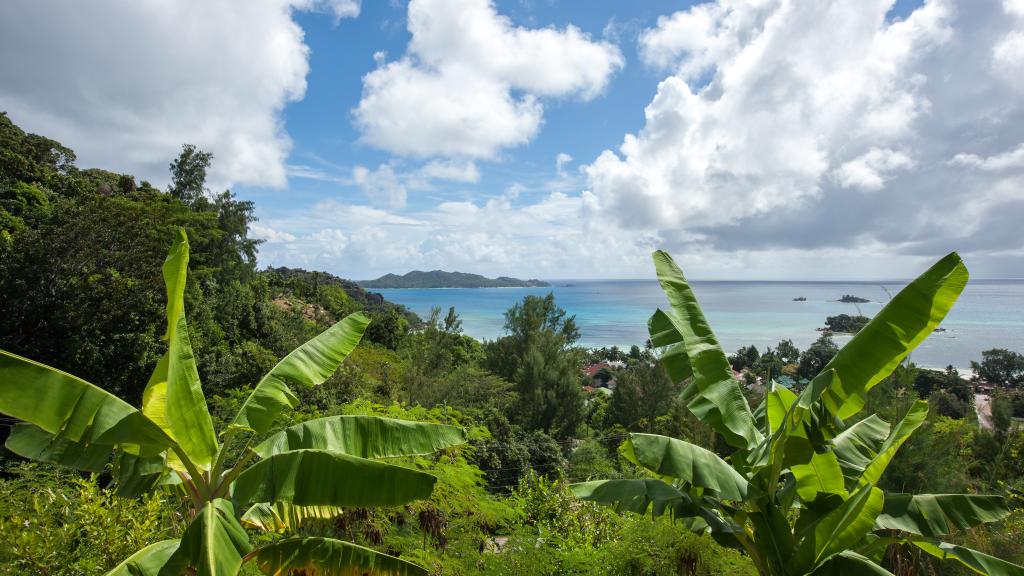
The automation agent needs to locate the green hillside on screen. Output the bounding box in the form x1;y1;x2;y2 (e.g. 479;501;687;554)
362;269;549;288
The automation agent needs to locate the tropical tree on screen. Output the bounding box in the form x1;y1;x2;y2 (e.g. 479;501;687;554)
971;348;1024;388
572;250;1024;576
484;293;584;438
0;230;466;575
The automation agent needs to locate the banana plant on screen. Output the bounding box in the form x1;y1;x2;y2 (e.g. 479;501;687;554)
0;229;467;576
572;250;1024;576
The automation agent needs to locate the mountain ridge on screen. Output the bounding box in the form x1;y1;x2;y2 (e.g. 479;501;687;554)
361;269;550;289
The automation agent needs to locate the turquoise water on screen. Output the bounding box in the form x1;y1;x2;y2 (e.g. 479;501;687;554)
376;280;1024;370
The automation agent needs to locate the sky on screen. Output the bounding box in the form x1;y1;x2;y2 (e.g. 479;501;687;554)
1;0;1023;280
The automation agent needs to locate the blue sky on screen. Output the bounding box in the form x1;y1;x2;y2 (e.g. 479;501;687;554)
2;0;1022;280
263;1;682;213
271;0;927;214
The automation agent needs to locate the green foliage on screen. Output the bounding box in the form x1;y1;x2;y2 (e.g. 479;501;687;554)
568;439;618;480
915;365;974;408
0;112;415;408
265;267;413;326
775;339;801;365
576;249;1024;576
824;313;870;334
0;463;176;576
839;294;870;303
797;333;839;380
473;411;568;493
400;307;508;414
881;411;974;494
607;361;683;433
167;144;213;206
932;389;971;419
992;394;1015;435
480;476;755;576
365;307;411;349
485;293;584;438
972;349;1024;388
0;231;469;575
0;112;76;189
7;112;1024;576
361;270;549;289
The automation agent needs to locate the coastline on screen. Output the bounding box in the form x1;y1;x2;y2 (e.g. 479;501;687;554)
375;279;1023;373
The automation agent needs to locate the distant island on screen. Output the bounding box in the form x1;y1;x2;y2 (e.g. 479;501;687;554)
838;294;870;303
793;296;807;301
360;270;550;289
821;313;870;333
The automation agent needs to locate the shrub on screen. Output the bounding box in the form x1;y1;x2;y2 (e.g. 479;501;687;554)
0;463;176;576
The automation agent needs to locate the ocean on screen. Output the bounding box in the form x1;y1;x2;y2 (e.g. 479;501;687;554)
375;279;1024;371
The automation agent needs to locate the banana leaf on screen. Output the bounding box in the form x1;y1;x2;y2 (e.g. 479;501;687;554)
832;414;890;485
241;501;342;532
113;450;167;497
232;449;437;508
803;253;967;421
650;250;762;451
141;229;218;470
792;483;884;574
858;400;928;487
812;551;894;575
913;540;1024;576
875;494;1010;538
229;312;370;435
791;450;848;502
623;433;752;501
570;478;686;515
5;422;112;472
253;537;427;575
253;414;466;459
749;502;795;572
648;309;693;384
164;499;252;576
765;383;800;437
102;539;180;576
0;350;171;457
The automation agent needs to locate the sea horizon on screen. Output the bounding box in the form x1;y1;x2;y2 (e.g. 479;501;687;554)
376;278;1024;372
363;277;1024;286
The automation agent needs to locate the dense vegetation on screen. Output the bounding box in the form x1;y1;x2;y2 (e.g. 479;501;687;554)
824;313;870;334
839;294;871;303
361;270;550;289
2;114;1024;575
575;250;1022;575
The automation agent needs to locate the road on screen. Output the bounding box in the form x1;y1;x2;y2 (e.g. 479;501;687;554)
976;393;992;429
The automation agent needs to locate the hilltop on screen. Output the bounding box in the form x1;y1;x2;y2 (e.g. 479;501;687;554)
0;112;417;401
361;270;550;289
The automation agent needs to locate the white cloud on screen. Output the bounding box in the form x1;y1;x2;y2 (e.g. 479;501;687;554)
993;0;1024;88
555;153;574;176
309;228;350;257
950;143;1024;171
0;0;356;189
587;0;953;230
251;224;298;243
639;1;770;80
353;0;623;159
257;192;655;278
994;32;1024;88
415;160;481;184
254;0;1024;281
348;158;482;206
579;0;1024;273
353;164;408;208
321;0;360;21
833;148;915;191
